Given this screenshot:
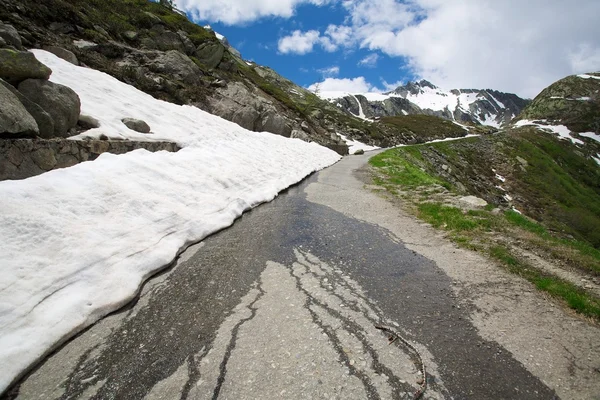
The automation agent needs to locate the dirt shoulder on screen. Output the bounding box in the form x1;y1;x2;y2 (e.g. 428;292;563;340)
304;152;600;399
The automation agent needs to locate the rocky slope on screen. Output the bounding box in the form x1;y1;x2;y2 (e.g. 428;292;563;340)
0;0;396;155
510;72;600;160
515;73;600;133
322;80;530;128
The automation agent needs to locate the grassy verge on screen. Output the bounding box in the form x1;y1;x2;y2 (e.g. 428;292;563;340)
369;145;600;320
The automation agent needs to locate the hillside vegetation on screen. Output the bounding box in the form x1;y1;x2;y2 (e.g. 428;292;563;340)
369;128;600;319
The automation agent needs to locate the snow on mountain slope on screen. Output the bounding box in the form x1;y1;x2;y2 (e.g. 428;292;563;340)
0;51;340;393
319;80;529;128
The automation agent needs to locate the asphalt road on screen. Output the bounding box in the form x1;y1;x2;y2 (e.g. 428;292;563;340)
4;152;562;399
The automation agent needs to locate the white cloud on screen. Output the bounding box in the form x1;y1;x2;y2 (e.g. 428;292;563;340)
358;53;379;68
175;0;332;25
308;77;375;92
278;27;350;54
278;30;321;54
342;0;600;97
317;66;340;77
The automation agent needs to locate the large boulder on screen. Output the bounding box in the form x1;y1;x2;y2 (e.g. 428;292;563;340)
154;29;186;53
177;31;196;55
18;79;81;137
0;83;38;137
148;50;202;85
0;49;52;84
0;79;54;138
194;41;225;69
0;22;22;50
42;46;79;66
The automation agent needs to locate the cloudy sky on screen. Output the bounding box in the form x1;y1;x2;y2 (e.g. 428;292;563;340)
174;0;600;98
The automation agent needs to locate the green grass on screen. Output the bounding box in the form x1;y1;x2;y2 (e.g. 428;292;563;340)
418;203;481;231
489;245;600;319
504;211;548;236
379;115;467;140
369;148;447;188
369;140;600;320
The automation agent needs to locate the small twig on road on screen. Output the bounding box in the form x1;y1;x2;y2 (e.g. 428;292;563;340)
375;325;426;399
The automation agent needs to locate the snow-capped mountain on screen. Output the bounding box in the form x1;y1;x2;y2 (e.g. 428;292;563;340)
320;80;530;128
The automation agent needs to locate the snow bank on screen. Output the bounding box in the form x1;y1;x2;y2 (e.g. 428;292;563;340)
514;120;584;145
577;74;600;80
338;134;380;154
0;51;341;392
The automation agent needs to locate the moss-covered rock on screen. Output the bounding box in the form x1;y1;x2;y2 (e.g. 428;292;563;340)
0;49;52;84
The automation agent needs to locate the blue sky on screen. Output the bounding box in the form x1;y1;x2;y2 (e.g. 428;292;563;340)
175;0;600;98
199;3;416;93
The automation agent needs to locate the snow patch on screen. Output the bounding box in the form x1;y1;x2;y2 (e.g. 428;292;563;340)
593;154;600;166
579;132;600;143
513;120;584;145
0;50;341;393
338;134;379;154
577;74;600;80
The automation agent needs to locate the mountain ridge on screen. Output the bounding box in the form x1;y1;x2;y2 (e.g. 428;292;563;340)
320;79;531;128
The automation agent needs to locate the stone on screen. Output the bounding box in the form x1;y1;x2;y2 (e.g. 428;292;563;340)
7;144;24;166
123;31;138;41
121;118;151;133
149;50;202;85
259;112;292;137
300;121;310;131
0;21;22;49
459;195;488;207
55;153;78;169
31;147;57;170
78;114;100;130
290;129;310;142
73;39;97;49
0;49;52;84
0;82;38;137
90;140;110;154
177;30;196;55
194;41;225;69
354;149;365;155
42;46;79;65
0;78;54;138
18;79;81;137
516;156;528;167
142;11;162;26
154;31;185;53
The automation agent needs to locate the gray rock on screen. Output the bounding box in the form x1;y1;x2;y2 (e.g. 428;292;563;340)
301;121;310;131
177;30;196;55
18;79;81;137
0;82;38;137
259;112;292;137
0;49;52;84
0;21;22;49
194;41;225;69
354;149;365;155
78;114;100;130
121;118;151;133
154;30;185;53
0;78;54;138
123;31;139;41
42;46;79;65
73;39;98;49
139;37;157;50
149;50;202;85
7;144;24;166
0;37;6;47
290;129;310;142
459;195;488;207
142;11;163;26
31;147;57;170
